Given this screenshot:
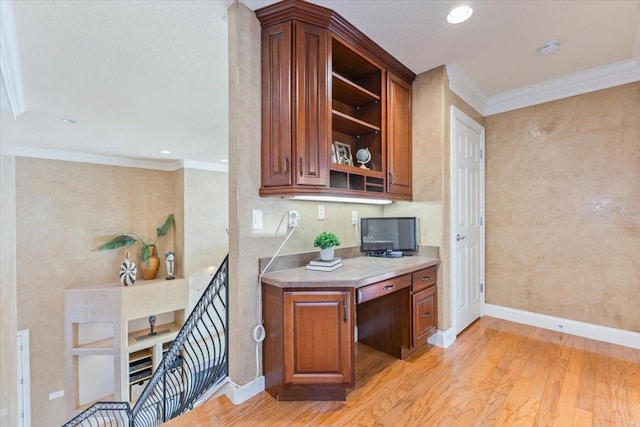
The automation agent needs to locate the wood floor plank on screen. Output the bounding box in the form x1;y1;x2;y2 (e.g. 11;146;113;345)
163;317;640;427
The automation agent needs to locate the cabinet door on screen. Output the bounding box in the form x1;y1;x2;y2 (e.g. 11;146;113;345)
412;286;437;347
387;72;412;196
283;290;353;385
294;22;330;186
261;23;293;187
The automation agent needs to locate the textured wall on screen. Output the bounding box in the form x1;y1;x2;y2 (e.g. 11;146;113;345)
485;82;640;331
391;66;484;332
15;158;178;426
183;168;229;275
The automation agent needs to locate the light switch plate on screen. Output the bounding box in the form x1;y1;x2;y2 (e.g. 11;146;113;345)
252;210;263;229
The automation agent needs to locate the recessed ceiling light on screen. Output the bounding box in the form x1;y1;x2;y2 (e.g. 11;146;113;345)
161;150;171;154
221;159;229;163
61;118;77;124
537;40;562;56
447;5;473;24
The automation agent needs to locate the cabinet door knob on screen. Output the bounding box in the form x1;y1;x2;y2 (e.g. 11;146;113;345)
283;156;289;176
383;285;395;291
421;276;430;281
421;312;431;318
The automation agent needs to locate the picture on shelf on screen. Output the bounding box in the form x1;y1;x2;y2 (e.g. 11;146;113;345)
331;142;337;164
334;141;353;166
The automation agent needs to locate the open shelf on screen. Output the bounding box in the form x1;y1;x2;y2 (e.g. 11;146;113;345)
71;337;114;356
332;110;380;135
127;322;181;349
332;73;380;106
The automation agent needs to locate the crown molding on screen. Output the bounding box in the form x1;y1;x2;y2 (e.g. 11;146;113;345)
445;63;489;116
2;145;230;172
10;146;184;171
181;159;229;173
0;0;26;119
484;59;640;116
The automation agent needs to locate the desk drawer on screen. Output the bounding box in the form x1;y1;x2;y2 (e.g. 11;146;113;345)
412;266;437;292
357;274;411;304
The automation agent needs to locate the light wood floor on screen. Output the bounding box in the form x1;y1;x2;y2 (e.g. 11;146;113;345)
164;317;640;426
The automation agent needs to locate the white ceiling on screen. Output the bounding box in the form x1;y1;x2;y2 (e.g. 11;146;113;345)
1;0;639;167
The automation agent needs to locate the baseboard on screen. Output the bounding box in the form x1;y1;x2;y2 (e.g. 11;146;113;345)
221;375;265;405
428;327;456;349
485;304;640;350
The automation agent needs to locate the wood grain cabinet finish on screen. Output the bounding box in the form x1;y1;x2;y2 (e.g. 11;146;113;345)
283;291;353;385
410;265;437;350
387;72;412;196
262;284;355;401
261;21;329;188
257;0;415;201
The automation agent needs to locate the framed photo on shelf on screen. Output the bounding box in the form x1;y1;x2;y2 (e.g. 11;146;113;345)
331;142;337;164
334;141;353;166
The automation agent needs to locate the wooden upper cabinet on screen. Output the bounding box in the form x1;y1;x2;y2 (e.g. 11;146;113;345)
261;23;293;187
257;0;415;200
261;21;330;188
294;22;330;186
387;72;412;196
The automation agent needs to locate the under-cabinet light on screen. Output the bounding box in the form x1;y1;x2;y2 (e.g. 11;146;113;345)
285;195;392;205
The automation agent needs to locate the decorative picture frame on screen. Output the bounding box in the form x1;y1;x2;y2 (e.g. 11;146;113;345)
334;141;353;166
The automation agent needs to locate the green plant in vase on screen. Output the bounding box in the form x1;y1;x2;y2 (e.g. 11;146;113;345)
313;231;340;261
99;213;175;280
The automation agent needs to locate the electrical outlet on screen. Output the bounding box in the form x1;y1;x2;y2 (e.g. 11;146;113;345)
252;210;263;229
288;210;300;227
318;205;325;220
351;211;358;226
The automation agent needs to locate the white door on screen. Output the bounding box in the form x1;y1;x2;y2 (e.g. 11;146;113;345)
17;330;31;427
451;106;485;335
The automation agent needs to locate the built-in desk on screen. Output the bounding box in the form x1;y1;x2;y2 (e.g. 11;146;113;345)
261;256;439;401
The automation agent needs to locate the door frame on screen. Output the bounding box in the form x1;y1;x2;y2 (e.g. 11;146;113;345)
17;329;31;427
449;105;486;336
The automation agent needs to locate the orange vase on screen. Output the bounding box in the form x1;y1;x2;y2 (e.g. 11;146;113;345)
140;245;161;280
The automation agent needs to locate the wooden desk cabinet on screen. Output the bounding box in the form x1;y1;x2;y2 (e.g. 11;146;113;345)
263;286;355;401
262;261;437;401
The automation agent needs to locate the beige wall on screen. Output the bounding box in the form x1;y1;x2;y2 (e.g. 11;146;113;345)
485;82;640;332
392;66;484;331
13;158;228;425
1;154;18;427
183;168;229;276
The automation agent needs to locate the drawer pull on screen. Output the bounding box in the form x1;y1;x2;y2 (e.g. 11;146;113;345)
383;285;395;291
421;312;431;318
421;276;430;281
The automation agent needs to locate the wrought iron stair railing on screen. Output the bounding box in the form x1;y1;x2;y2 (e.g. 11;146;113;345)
63;255;229;427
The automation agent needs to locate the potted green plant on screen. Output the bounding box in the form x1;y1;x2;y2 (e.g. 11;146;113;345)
313;231;341;261
98;213;175;280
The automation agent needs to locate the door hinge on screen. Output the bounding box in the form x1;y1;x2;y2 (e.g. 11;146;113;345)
480;149;483;159
480;283;484;292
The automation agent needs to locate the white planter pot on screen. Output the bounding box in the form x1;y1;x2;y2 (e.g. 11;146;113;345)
319;247;335;261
